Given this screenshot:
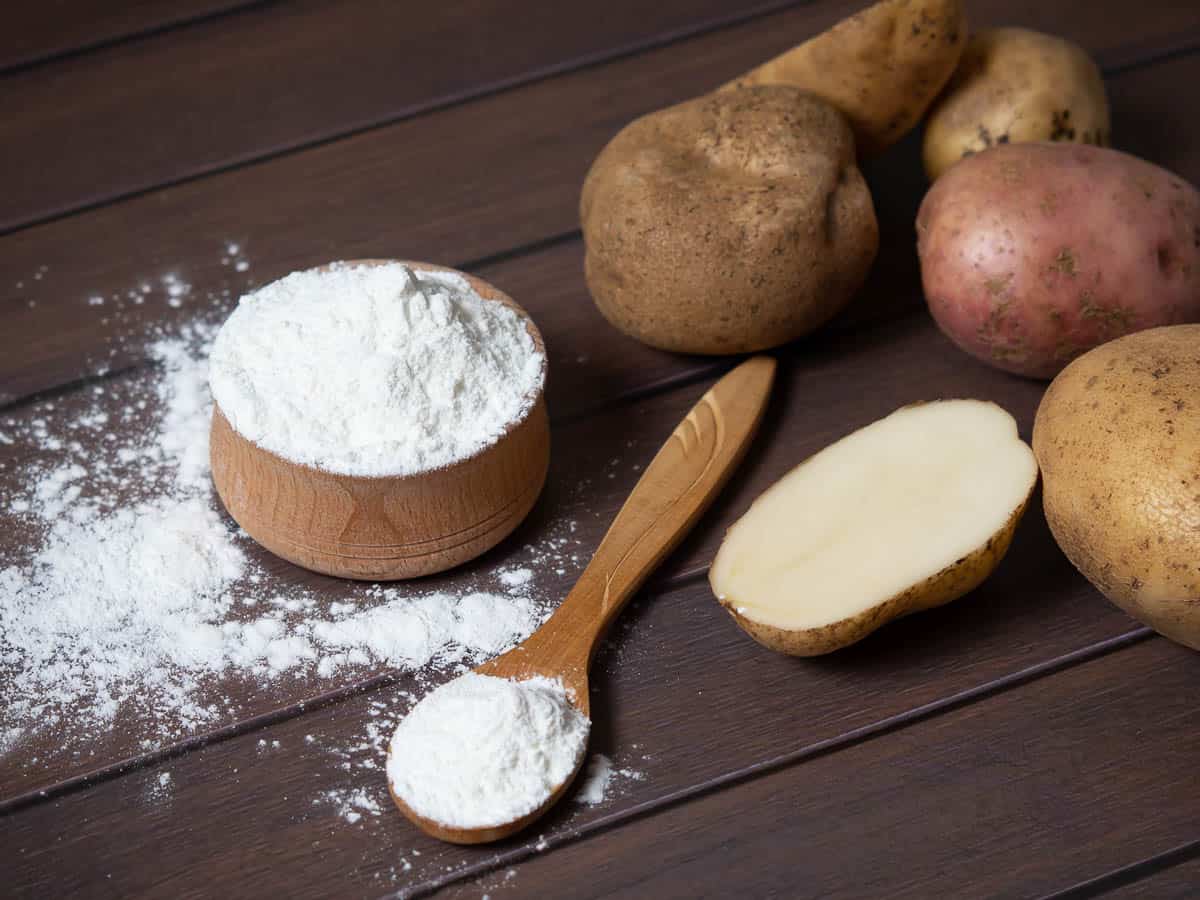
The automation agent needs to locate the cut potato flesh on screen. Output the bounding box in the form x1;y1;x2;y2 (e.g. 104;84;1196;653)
709;400;1038;655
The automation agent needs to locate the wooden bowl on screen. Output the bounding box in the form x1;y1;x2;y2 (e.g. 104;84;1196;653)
209;260;550;581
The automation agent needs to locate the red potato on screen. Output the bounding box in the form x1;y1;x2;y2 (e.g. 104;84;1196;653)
916;142;1200;378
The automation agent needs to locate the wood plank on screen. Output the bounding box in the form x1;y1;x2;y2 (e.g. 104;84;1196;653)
0;557;1150;896
3;31;1197;408
4;16;1195;814
0;308;1146;845
0;1;260;73
4;9;1198;890
0;543;1149;897
1099;854;1200;899
3;0;1196;234
0;0;798;232
438;638;1199;899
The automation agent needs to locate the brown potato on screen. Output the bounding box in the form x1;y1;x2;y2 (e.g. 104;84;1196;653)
1033;325;1200;651
923;27;1110;180
580;85;878;355
723;0;968;157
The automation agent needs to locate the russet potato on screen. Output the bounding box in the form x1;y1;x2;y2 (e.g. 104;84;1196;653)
581;85;878;355
723;0;968;157
1033;325;1200;651
923;27;1110;180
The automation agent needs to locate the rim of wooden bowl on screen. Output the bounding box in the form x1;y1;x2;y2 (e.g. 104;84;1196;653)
212;258;548;483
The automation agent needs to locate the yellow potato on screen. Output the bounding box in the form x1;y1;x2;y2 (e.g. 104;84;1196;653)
723;0;968;157
923;27;1110;180
1033;325;1200;651
710;400;1038;655
580;85;878;355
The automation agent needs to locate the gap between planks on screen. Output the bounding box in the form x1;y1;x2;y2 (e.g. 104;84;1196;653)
2;28;1193;800
1040;838;1200;900
0;1;274;77
0;0;817;238
0;248;1167;814
2;27;1196;413
2;13;1195;877
6;8;1197;240
392;628;1159;900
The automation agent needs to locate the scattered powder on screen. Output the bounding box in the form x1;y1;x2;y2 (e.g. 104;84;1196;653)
498;567;534;588
317;786;384;825
574;754;613;805
573;753;646;806
145;771;174;803
208;262;545;476
0;253;582;761
387;674;589;829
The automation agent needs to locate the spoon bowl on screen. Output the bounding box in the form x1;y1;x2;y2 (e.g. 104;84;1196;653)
387;356;776;843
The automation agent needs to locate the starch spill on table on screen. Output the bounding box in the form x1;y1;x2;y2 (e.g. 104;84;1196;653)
0;251;583;775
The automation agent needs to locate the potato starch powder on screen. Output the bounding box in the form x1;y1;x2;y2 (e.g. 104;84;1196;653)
387;673;589;829
209;262;544;476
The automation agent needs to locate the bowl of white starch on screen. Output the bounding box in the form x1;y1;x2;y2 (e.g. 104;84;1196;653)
209;259;549;580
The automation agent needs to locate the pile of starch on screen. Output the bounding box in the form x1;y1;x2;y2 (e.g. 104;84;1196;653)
0;262;571;758
209;262;545;476
386;673;589;829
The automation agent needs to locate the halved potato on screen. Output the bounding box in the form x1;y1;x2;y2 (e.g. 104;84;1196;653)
709;399;1038;655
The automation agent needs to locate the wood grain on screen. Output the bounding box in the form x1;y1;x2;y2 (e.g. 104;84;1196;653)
2;41;1197;408
443;638;1200;900
0;0;800;232
481;358;776;711
0;295;1148;804
0;0;261;72
1099;853;1200;899
399;357;774;844
209;262;551;580
3;0;1195;231
4;1;1195;232
0;313;1153;891
0;552;1147;898
4;4;1200;897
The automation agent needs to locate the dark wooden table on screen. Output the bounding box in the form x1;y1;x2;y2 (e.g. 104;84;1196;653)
3;1;1198;897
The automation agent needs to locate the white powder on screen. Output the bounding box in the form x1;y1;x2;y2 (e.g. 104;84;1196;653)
574;754;614;805
387;674;589;829
208;262;544;476
572;753;646;806
318;786;384;825
498;567;534;588
0;259;579;758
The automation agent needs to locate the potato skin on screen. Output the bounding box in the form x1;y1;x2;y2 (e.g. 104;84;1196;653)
1033;326;1200;651
718;494;1030;656
923;27;1110;181
581;86;878;355
917;142;1200;378
724;0;968;157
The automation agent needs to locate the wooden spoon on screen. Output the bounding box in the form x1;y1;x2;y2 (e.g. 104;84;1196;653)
388;355;777;844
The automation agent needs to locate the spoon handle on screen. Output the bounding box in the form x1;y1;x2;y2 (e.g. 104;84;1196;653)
562;355;776;663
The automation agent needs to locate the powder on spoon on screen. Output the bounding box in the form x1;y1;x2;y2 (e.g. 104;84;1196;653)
0;258;577;757
386;673;589;829
208;262;545;477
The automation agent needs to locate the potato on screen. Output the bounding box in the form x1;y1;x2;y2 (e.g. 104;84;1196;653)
722;0;968;157
580;85;878;355
1033;325;1200;651
710;400;1038;656
917;142;1200;378
923;28;1110;180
